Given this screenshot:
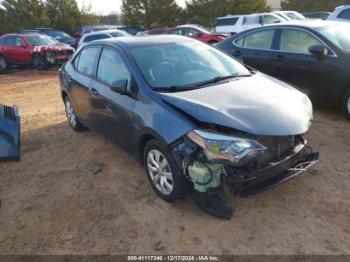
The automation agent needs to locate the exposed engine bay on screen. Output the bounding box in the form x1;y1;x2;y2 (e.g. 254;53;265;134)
171;127;319;218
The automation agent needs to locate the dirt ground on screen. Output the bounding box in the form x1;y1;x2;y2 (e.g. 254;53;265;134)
0;68;349;255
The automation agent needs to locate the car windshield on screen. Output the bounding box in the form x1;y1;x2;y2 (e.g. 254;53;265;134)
194;26;212;34
286;11;305;20
46;30;72;40
25;35;58;46
110;31;129;37
130;40;251;90
318;24;350;53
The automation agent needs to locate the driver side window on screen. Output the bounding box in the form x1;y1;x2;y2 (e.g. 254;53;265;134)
97;47;131;86
279;29;322;54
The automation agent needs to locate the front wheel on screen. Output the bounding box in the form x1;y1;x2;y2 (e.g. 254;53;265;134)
341;89;350;121
144;139;191;203
0;56;7;73
32;56;48;71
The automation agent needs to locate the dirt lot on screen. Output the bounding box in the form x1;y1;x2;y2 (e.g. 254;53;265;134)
0;68;349;255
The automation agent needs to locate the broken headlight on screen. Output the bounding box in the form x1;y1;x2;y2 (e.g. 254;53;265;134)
187;130;267;164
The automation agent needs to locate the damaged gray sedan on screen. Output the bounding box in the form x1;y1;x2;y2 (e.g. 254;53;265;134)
59;35;319;219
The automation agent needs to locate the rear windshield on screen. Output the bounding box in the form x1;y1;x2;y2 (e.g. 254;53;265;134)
216;18;239;27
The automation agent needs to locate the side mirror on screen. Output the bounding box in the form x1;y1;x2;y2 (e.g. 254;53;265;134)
110;79;128;95
309;45;328;59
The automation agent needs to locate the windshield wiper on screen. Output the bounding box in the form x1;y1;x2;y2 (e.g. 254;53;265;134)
152;74;252;92
191;74;252;88
153;86;191;93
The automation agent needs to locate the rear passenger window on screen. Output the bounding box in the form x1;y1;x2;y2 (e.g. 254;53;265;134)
83;34;110;43
279;29;321;53
76;46;99;76
97;47;131;86
242;29;275;49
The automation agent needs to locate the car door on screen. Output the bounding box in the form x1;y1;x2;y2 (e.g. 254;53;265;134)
11;37;31;63
89;46;136;151
273;28;338;102
69;45;101;124
230;28;280;77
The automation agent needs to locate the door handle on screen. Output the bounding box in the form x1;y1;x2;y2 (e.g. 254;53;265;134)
275;54;285;61
233;50;242;57
89;88;99;96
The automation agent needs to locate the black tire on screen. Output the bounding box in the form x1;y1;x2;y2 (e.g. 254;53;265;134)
144;139;191;203
0;55;7;73
341;89;350;121
64;96;85;132
32;55;48;71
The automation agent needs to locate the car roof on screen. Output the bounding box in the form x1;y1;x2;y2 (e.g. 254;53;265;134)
260;20;342;30
217;13;276;19
2;33;42;37
86;35;191;49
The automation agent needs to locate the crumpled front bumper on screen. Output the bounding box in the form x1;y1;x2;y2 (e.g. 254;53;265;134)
0;104;20;161
222;145;319;197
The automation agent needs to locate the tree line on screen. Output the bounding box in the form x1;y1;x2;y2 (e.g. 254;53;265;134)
0;0;347;36
0;0;108;35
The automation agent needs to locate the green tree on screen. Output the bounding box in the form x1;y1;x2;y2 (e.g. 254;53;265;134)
1;0;49;33
281;0;348;12
46;0;81;34
186;0;269;28
121;0;182;27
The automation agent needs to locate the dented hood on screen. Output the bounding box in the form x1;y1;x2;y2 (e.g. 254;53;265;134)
160;73;313;136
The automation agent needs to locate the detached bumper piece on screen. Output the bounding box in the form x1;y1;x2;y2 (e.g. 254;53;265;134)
0;104;20;161
223;146;319;197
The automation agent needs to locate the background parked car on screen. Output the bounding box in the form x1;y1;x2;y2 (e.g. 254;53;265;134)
137;27;170;35
216;21;350;120
19;28;76;47
215;13;287;34
0;33;74;71
303;11;331;20
328;4;350;23
167;25;226;44
77;29;129;48
117;26;146;35
72;25;113;39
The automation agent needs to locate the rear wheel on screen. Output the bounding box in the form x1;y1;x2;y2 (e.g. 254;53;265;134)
32;56;48;71
341;89;350;121
0;56;7;73
64;96;85;132
144;139;191;203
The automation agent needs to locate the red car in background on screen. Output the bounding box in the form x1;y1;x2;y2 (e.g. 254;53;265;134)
167;25;227;44
0;33;74;72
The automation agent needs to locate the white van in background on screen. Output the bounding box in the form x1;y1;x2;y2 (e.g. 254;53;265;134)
215;13;287;34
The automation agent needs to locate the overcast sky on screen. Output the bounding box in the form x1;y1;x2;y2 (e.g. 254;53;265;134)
77;0;187;15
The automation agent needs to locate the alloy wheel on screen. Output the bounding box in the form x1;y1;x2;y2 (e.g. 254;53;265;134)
65;100;77;127
147;149;174;195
